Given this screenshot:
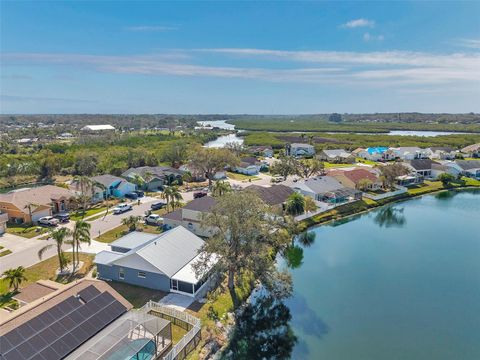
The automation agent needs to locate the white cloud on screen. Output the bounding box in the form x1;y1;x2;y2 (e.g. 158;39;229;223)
126;25;177;32
341;18;375;28
2;49;479;88
363;32;384;42
458;38;480;49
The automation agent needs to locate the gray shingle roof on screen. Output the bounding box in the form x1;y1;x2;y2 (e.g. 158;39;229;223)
183;196;217;212
408;159;439;170
455;159;480;170
245;185;294;206
91;174;128;187
291;176;344;194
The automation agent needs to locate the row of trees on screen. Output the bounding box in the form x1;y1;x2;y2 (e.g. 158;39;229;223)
270;156;325;180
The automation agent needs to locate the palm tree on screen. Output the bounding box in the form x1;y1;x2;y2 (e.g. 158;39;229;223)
23;202;39;225
2;266;27;292
122;215;141;231
285;192;306;216
130;174;146;190
92;181;110;220
38;227;72;272
212;180;232;197
73;176;94;216
162;185;183;211
70;220;91;274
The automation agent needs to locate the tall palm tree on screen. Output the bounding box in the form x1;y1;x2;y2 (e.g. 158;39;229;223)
162;185;183;211
70;220;91;274
2;266;27;292
23;202;39;225
91;181;110;220
130;174;146;190
73;175;94;216
212;180;232;197
38;227;72;272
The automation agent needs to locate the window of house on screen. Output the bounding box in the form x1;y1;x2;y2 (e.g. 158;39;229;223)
171;279;178;291
188;222;193;229
138;271;146;278
119;268;125;280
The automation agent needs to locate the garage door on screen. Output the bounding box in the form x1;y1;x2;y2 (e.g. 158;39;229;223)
32;209;51;222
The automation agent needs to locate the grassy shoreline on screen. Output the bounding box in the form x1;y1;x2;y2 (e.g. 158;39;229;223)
299;181;480;231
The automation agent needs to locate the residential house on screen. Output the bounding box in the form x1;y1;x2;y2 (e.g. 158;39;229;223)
248;146;274;158
235;157;264;175
318;149;355;163
122;166;185;191
461;143;480;158
245;184;294;212
90;174;136;199
80;124;116;133
0;279;133;360
396;174;423;187
431;161;463;179
455;160;480;179
0;211;7;234
356;147;388;161
384;147;430;161
95;226;217;297
286;176;361;204
163;196;217;237
0;185;75;224
286;143;315;157
329;168;382;190
404;159;440;179
428;147;457;160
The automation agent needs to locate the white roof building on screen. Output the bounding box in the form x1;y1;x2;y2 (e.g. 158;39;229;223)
81;125;115;131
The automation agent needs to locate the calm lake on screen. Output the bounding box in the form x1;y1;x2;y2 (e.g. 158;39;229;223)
288;190;480;360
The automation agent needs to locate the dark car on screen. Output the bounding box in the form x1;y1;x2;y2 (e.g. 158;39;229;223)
54;213;70;223
125;192;138;200
134;190;145;198
151;201;167;210
193;191;208;199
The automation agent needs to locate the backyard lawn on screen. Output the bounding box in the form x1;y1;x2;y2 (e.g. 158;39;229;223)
70;206;107;221
324;162;356;169
108;282;166;308
407;181;444;196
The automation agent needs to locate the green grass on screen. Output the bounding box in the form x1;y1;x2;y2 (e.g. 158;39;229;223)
70;206;107;221
108;282;166;308
324;162;355;169
0;253;94;300
0;249;12;257
356;157;377;166
95;223;162;243
6;223;47;238
226;171;261;181
407;181;445;196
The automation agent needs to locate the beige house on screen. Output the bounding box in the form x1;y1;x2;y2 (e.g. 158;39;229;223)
163;196;217;237
0;212;7;234
0;185;75;224
329;168;382;190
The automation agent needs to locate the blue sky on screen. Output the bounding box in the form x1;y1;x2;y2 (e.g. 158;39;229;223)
1;1;479;114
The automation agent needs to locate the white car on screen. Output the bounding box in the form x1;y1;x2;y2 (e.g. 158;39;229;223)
113;203;132;214
38;216;59;226
145;214;163;226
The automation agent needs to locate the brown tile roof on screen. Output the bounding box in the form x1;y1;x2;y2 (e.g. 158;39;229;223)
0;185;74;212
0;279;132;334
245;185;294;206
342;168;380;185
12;282;59;304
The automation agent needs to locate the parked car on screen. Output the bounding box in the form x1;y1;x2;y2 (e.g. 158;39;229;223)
38;216;59;226
113;203;132;214
125;192;138;200
193;191;208;199
145;214;163;226
271;176;284;183
151;202;167;210
54;213;70;223
134;190;145;198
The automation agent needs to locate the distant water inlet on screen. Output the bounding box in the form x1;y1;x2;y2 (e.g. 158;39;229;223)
287;190;480;360
198;120;244;148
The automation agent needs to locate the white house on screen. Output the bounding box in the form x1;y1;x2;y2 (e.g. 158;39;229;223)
235;157;263;175
428;147;457;160
356;147;388;161
461;143;480;158
81;125;115;133
384;147;430;161
455;160;480;179
287;143;315;157
318;149;355;163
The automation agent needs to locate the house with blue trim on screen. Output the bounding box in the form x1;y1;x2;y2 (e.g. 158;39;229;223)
90;174;136;199
95;226;217;297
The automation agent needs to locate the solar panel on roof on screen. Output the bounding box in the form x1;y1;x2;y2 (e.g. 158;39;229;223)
0;336;13;353
3;330;22;348
2;348;22;360
50;339;71;358
38;346;58;360
15;340;36;359
15;323;35;339
77;285;101;302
